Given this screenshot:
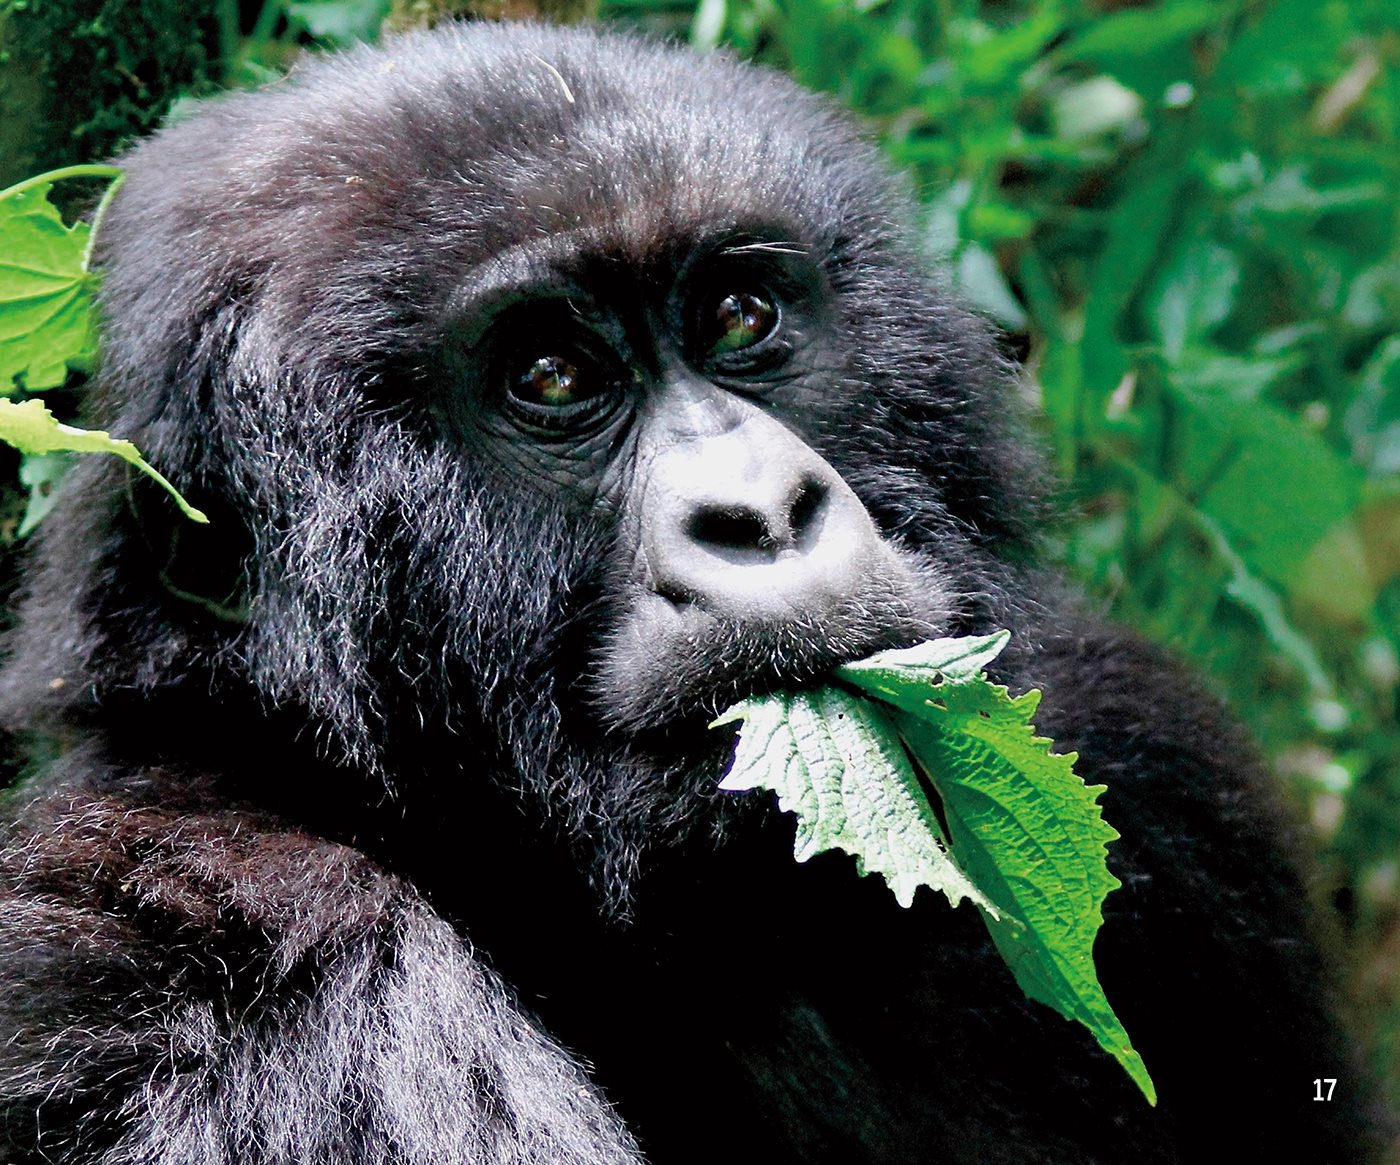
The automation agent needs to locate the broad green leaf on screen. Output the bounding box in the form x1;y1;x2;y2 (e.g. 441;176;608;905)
1216;0;1350;94
1169;349;1302;402
1196;511;1335;695
839;637;1153;1105
900;695;1152;1105
0;180;100;391
956;6;1063;87
0;167;203;529
955;243;1028;331
712;688;995;914
714;633;1154;1104
1168;383;1361;587
286;0;389;44
832;631;1013;689
1059;0;1218;63
0;398;208;524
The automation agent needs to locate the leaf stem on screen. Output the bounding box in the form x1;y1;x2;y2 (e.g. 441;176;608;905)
82;172;127;273
216;0;243;72
0;164;127;273
0;165;125;204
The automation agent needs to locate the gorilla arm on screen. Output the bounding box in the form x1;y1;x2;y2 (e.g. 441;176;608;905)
0;759;642;1165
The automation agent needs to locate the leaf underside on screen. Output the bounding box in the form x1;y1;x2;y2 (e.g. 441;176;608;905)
714;686;996;915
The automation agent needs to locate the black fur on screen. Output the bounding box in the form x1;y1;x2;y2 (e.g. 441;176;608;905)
0;22;1384;1164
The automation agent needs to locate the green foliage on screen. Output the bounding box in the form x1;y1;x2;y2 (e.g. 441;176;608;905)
6;0;1398;1099
713;686;998;913
600;0;1400;1096
0;168;206;525
715;632;1154;1104
0;0;220;188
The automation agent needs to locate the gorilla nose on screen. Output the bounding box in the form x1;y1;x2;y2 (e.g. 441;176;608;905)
640;412;887;622
683;477;829;563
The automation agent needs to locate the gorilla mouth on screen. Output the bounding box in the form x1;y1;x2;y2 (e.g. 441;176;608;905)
558;576;946;898
592;569;947;739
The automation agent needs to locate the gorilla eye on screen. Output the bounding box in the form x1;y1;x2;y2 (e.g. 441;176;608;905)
515;356;584;407
498;344;622;436
706;292;778;356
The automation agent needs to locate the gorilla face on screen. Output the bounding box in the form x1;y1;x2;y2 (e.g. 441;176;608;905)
12;24;1038;897
436;229;953;732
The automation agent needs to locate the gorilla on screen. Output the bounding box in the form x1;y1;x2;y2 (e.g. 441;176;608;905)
0;21;1385;1165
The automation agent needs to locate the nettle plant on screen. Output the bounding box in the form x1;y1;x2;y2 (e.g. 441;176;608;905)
715;632;1154;1104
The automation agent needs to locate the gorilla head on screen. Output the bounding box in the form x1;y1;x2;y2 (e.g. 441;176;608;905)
0;22;1379;1165
3;24;1038;897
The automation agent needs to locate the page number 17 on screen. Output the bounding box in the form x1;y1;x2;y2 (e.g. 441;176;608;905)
1313;1078;1337;1101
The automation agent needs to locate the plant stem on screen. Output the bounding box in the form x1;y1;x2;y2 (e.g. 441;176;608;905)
0;165;124;204
82;172;127;272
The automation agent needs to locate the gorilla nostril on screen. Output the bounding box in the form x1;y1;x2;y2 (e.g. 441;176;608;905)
683;479;830;562
685;507;778;559
788;478;828;549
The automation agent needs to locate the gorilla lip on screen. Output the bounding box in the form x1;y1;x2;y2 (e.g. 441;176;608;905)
595;575;945;737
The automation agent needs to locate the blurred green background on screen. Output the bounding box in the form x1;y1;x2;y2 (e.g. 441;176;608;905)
3;0;1398;1122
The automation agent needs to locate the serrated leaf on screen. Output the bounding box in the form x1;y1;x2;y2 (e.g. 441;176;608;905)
834;630;1012;689
0;181;100;391
0;398;207;524
712;689;995;914
895;686;1153;1106
717;632;1155;1105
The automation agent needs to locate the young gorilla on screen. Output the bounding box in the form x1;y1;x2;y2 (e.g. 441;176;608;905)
0;21;1384;1165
